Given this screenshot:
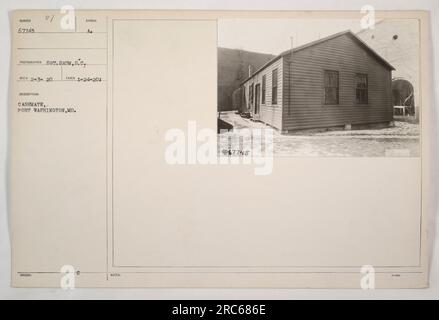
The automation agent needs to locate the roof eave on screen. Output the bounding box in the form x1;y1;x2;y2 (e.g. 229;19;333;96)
240;29;395;84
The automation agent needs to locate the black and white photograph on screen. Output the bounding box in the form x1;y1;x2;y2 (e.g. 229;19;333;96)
218;19;420;157
1;2;436;299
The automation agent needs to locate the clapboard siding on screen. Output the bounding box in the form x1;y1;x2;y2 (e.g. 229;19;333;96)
282;33;393;131
243;57;284;130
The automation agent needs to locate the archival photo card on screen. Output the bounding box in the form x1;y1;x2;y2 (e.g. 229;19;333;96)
9;10;430;288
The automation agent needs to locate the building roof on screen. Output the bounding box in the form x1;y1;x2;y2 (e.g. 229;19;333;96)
241;30;395;85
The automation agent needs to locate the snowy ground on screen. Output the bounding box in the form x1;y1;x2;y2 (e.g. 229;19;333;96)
218;111;420;157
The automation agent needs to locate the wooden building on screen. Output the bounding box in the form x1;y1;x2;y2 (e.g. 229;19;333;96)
241;30;395;132
218;47;274;112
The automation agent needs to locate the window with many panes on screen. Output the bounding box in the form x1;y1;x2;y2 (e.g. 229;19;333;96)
324;70;339;104
355;73;368;104
249;83;254;104
272;69;278;105
262;75;266;104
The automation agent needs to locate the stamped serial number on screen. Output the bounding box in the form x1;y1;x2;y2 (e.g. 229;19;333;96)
216;304;266;316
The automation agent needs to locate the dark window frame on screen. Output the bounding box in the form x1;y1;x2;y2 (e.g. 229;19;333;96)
324;70;339;105
355;73;369;104
262;75;266;104
272;69;278;105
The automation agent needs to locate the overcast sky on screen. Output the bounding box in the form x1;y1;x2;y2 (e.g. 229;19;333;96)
218;19;365;55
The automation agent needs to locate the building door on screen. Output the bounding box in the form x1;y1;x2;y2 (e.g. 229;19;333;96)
255;84;261;115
